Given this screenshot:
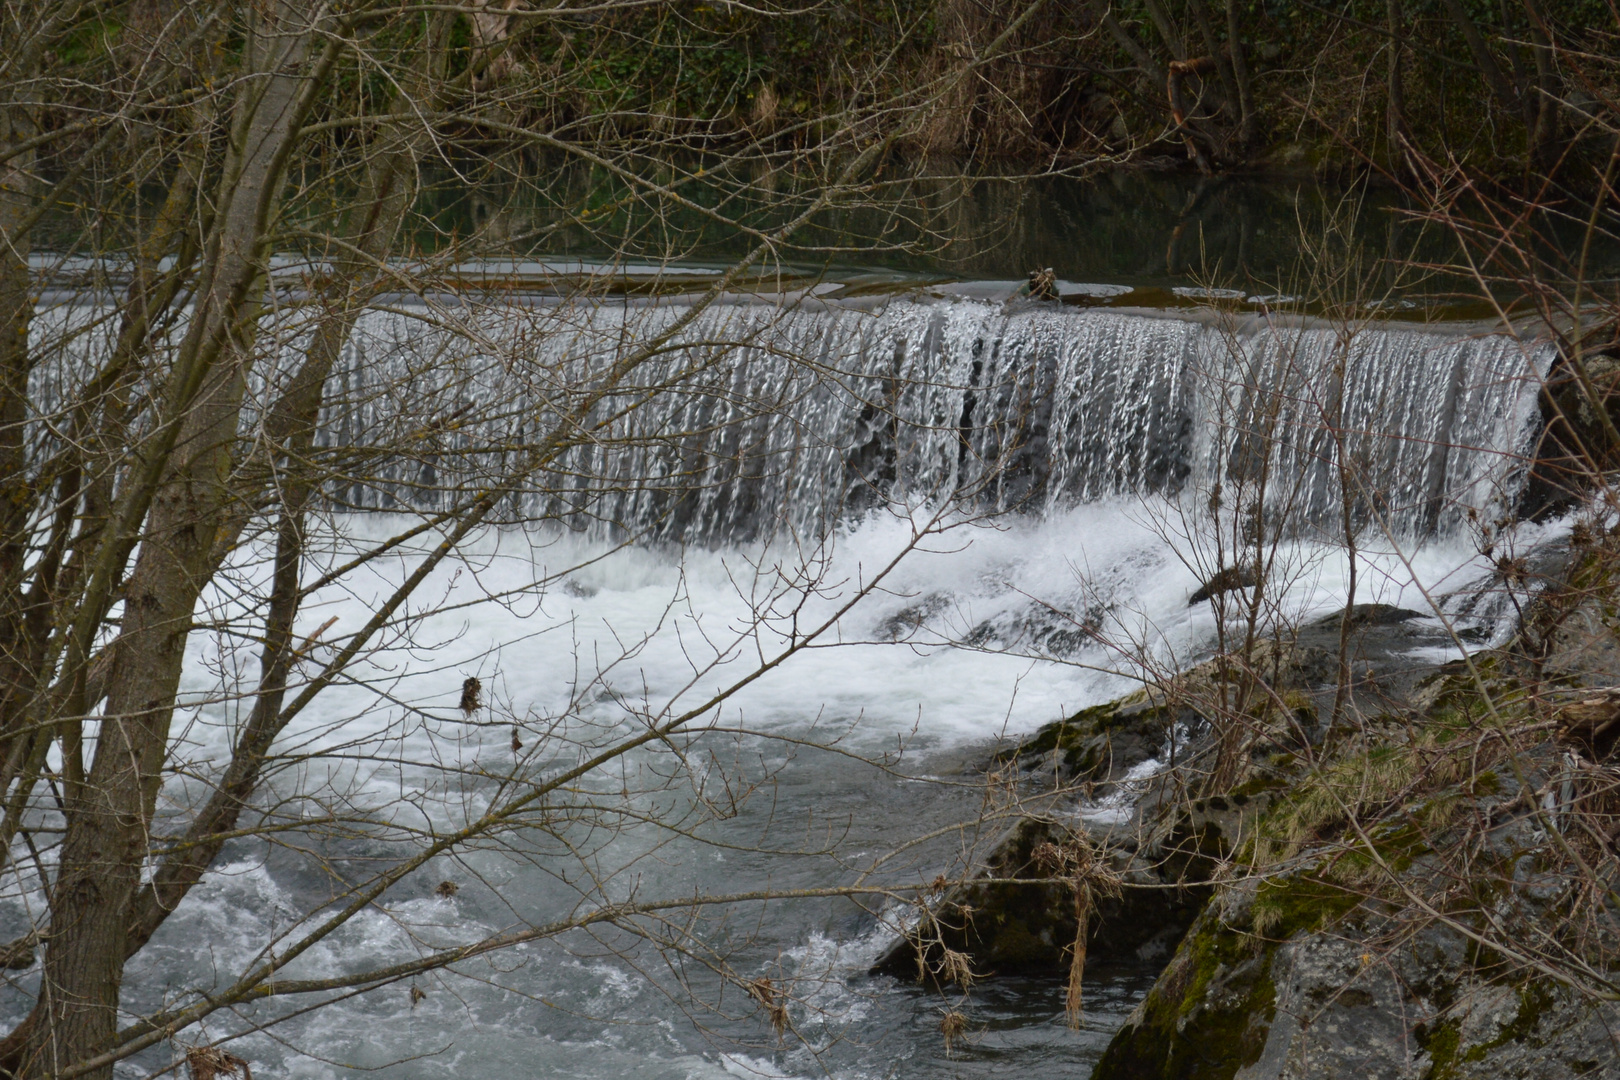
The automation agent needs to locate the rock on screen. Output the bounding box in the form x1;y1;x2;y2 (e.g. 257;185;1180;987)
1538;590;1620;688
874;643;1329;984
991;688;1176;787
868;815;1208;980
1190;564;1261;605
1519;343;1620;520
1557;688;1620;759
1092;688;1620;1080
1308;603;1425;628
993;640;1332;788
1097;877;1620;1080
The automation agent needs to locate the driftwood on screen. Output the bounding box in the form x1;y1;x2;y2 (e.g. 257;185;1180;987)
1027;267;1059;301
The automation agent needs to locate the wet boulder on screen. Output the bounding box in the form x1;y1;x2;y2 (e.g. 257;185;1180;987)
1190;564;1262;605
868;816;1208;981
992;689;1181;788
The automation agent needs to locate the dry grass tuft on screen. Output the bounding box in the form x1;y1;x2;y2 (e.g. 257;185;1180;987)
937;947;976;990
185;1047;251;1080
1064;930;1088;1030
748;976;789;1037
1032;832;1120;1026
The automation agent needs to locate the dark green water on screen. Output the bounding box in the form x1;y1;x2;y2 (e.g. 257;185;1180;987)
413;159;1618;313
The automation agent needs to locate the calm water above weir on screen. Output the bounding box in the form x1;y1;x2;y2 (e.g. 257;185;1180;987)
417;166;1618;313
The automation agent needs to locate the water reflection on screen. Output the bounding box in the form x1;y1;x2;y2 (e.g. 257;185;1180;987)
418;160;1618;301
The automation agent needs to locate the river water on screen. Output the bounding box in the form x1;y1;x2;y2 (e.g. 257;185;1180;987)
6;177;1571;1078
128;503;1538;1080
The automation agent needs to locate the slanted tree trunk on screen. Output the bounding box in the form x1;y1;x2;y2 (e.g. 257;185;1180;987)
1088;0;1166;86
17;9;325;1076
123;64;444;955
1439;0;1524;121
1141;0;1188;61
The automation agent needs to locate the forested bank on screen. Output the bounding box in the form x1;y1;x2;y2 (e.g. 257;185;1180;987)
452;0;1615;180
23;0;1620;189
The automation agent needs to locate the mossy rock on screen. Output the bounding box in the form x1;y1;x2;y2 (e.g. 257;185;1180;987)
994;689;1171;784
1092;897;1285;1080
868;817;1206;979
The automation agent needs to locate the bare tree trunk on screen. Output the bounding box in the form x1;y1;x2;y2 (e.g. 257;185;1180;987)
18;10;322;1076
125;101;431;954
1523;0;1561;171
1185;0;1240;128
1141;0;1187;61
1439;0;1524;118
1168;57;1218;173
1386;0;1408;161
1224;0;1256;149
0;25;41;776
1087;0;1166;86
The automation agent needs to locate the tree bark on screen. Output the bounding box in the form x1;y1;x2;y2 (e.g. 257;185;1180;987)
124;108;429;955
1522;0;1561;171
1224;0;1256;149
1185;0;1240;128
1386;0;1408;162
1141;0;1187;61
1439;0;1523;117
17;9;321;1076
0;30;40;776
1088;0;1166;87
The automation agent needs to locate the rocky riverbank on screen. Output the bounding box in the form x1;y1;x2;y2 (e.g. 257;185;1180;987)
877;530;1620;1078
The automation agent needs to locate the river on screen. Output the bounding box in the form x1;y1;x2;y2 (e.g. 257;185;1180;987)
7;174;1570;1079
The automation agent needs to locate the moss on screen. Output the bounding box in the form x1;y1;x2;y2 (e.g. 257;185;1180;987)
1318;820;1430;889
1414;658;1529;738
1469;982;1555;1057
1417;982;1557;1078
993;691;1149;762
995;692;1168;783
1092;903;1279;1080
1419;1019;1463;1079
1229;771;1289;801
1252;871;1363;938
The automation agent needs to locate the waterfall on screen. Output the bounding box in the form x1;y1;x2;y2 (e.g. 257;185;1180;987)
310;294;1546;542
26;291;1547;543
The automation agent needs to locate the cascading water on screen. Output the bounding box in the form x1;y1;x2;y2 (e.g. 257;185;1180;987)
309;294;1546;543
